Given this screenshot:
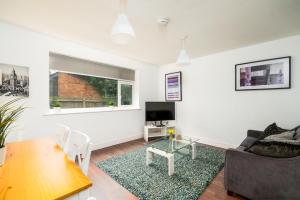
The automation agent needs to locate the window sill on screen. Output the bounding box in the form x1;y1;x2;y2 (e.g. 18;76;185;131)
44;106;141;116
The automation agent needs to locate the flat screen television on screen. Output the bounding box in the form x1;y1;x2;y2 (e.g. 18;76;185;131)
145;102;175;122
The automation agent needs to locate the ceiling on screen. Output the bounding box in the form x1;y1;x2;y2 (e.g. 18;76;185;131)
0;0;299;65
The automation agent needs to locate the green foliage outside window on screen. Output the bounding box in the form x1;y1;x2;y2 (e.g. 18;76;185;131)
50;96;61;108
79;76;117;98
121;84;132;105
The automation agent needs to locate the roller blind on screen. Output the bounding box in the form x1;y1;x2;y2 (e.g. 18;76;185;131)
49;53;135;81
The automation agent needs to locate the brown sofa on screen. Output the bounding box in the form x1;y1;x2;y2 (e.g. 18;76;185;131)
224;130;300;200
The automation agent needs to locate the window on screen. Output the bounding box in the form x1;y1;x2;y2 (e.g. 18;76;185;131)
119;81;133;106
49;53;135;110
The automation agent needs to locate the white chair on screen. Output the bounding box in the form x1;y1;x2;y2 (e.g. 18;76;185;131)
64;130;92;176
54;124;71;151
64;130;95;200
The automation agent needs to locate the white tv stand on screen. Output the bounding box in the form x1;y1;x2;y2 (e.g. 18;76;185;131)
144;124;175;142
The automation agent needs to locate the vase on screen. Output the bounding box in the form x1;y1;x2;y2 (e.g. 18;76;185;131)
0;146;6;166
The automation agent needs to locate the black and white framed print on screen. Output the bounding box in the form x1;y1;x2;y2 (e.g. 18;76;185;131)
0;63;29;97
165;71;182;101
235;56;291;91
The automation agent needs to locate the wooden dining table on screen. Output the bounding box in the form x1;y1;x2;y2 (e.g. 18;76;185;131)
0;138;92;200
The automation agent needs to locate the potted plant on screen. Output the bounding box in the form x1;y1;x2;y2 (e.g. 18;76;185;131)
0;98;25;166
50;97;61;110
107;100;115;107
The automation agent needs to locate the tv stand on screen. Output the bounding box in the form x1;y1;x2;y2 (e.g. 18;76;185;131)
144;124;175;142
155;124;165;127
155;121;165;127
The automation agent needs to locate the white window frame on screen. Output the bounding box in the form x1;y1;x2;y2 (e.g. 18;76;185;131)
48;69;138;114
118;80;134;107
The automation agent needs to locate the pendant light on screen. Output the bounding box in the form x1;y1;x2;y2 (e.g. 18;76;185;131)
111;0;135;44
176;36;191;66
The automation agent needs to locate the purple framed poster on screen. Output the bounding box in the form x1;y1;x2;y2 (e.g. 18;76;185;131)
165;71;182;101
235;56;291;91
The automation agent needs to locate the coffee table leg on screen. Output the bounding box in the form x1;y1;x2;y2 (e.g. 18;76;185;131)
167;154;174;176
192;143;196;159
146;148;153;166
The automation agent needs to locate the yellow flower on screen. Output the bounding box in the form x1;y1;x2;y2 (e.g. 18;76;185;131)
168;128;175;135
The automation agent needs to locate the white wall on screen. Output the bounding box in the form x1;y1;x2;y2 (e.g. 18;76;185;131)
0;21;158;149
158;35;300;148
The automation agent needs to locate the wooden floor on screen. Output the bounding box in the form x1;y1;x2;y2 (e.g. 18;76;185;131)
88;139;245;200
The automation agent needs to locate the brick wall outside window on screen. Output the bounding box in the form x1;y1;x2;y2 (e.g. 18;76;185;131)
58;73;102;100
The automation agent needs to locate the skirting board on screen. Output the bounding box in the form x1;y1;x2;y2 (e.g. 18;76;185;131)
92;134;236;151
197;138;236;149
183;135;237;149
91;134;144;151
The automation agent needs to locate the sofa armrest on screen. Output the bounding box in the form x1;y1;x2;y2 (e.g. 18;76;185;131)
247;129;263;138
224;148;300;199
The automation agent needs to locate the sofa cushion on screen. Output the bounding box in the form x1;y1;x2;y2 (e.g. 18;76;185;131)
261;123;287;139
247;142;300;158
294;126;300;140
265;131;295;142
247;131;300;158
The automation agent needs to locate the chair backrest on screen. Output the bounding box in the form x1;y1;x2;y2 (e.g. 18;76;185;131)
64;130;92;175
55;124;71;151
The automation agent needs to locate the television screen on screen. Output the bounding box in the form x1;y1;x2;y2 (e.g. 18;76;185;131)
145;102;175;121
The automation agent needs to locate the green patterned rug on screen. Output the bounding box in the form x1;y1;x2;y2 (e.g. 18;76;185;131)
97;141;225;200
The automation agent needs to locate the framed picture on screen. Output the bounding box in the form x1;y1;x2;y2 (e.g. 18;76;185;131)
165;71;182;101
0;63;29;97
235;56;291;91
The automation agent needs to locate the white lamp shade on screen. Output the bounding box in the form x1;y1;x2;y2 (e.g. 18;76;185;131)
111;13;135;44
176;49;191;66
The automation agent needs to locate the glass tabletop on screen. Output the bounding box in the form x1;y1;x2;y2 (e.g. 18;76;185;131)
146;136;199;153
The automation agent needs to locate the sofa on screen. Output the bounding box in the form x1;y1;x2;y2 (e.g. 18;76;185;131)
224;130;300;200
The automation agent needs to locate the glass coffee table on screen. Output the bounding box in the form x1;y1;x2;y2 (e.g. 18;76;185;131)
146;136;199;176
